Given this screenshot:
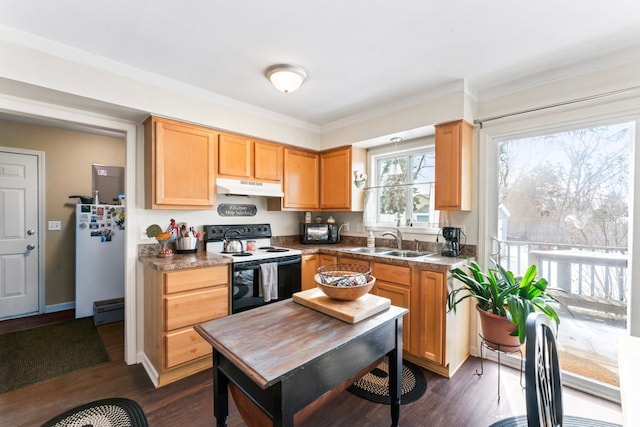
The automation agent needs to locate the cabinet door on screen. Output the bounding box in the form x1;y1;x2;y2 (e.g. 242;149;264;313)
373;262;411;286
320;147;351;210
283;148;319;209
218;133;252;178
165;265;228;294
301;254;319;290
337;256;370;269
254;140;283;182
435;120;472;211
418;270;445;364
146;117;217;209
165;327;212;368
374;281;411;351
165;286;229;331
318;254;337;266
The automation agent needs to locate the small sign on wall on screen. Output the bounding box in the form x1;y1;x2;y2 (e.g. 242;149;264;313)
217;203;257;217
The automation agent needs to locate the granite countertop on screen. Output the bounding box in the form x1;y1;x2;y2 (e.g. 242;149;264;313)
139;250;232;271
286;243;471;272
139;241;470;272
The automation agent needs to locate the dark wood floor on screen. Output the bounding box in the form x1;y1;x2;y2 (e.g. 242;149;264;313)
0;314;623;427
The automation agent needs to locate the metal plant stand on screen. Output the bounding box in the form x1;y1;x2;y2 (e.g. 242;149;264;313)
475;334;524;401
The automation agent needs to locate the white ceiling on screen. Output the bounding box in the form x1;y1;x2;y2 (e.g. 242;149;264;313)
2;1;640;129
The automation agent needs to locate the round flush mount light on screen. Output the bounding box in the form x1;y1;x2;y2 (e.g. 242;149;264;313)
265;64;307;93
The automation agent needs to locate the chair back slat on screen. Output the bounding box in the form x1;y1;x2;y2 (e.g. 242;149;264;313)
525;313;563;427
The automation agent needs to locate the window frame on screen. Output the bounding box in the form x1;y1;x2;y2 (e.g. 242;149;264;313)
478;95;640;403
367;138;440;234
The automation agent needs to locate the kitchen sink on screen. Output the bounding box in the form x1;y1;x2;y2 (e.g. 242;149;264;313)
383;250;436;258
348;247;395;254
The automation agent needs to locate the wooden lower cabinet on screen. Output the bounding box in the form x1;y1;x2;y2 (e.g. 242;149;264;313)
404;268;470;378
414;270;445;364
337;256;370;269
318;254;337;266
301;254;319;290
144;264;229;387
372;262;411;351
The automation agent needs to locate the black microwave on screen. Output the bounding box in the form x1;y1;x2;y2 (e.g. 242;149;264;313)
300;223;339;244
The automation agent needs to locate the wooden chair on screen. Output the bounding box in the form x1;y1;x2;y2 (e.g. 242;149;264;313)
490;313;620;427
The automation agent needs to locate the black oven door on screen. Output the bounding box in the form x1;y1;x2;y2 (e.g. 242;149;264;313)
231;255;301;314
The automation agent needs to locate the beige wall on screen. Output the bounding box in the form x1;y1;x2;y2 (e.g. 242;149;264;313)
0;119;125;306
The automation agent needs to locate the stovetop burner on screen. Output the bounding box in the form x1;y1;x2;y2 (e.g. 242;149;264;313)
204;224;302;261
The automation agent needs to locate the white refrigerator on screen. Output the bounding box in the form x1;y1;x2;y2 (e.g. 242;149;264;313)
75;204;125;318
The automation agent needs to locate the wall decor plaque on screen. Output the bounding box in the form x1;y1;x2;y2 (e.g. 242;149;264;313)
217;203;257;217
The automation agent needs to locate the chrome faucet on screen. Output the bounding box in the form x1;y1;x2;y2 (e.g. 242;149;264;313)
382;228;403;249
337;223;347;242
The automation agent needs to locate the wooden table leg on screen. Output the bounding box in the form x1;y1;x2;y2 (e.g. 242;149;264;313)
213;350;229;427
388;317;403;427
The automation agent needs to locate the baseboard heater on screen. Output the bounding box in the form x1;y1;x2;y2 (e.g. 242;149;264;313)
93;297;124;326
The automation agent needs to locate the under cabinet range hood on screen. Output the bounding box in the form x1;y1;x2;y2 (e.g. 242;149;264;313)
216;178;284;197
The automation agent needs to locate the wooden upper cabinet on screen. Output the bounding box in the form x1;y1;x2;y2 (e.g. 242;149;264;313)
435;120;473;211
218;133;252;178
320;147;351;210
218;134;283;183
282;147;319;209
319;146;367;211
144;116;217;209
254;140;283;182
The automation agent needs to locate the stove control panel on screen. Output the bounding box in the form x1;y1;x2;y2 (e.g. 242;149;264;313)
205;224;272;241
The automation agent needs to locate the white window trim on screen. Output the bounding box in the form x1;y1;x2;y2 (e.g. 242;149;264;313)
367;136;440;235
478;94;640;402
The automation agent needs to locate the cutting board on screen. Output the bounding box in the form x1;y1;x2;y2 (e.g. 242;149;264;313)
292;288;391;324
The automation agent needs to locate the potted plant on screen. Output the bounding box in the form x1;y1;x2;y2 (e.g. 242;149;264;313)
447;261;561;348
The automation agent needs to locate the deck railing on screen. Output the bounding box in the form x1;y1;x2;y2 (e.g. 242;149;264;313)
496;240;628;318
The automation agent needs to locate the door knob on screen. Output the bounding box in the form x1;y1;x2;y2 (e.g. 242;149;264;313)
27;229;35;235
27;244;36;250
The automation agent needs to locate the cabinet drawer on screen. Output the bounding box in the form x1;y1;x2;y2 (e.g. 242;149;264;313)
165;266;228;294
338;256;370;268
372;263;410;286
165;286;229;331
165;327;212;368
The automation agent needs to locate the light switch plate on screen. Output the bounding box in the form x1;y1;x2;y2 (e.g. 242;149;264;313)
48;221;61;231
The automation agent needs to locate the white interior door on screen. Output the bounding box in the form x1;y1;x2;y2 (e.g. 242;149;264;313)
0;149;40;319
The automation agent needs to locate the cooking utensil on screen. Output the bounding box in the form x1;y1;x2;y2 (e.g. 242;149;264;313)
223;229;244;253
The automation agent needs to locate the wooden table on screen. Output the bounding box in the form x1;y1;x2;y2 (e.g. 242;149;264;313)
195;299;408;427
617;335;640;427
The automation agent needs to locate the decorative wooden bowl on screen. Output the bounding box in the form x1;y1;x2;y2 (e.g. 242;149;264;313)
314;274;376;300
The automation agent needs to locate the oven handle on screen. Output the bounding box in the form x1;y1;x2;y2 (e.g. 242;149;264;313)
233;256;301;271
273;257;302;267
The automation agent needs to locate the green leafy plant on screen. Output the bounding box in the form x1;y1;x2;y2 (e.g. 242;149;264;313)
447;261;561;343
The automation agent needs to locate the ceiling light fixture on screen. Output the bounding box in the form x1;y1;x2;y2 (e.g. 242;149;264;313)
265;64;307;93
388;137;404;175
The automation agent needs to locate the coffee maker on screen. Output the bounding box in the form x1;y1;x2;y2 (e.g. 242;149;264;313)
441;227;461;257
